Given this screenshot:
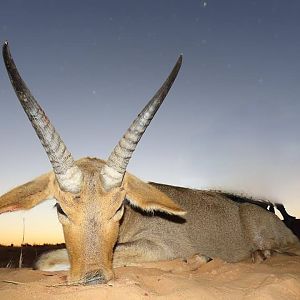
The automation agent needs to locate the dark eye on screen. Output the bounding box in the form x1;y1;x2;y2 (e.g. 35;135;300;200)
116;203;123;213
55;203;67;217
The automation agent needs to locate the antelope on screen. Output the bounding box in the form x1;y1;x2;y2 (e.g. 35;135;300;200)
0;42;299;285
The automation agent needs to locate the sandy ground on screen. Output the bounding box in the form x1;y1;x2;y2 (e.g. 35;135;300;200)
0;254;300;300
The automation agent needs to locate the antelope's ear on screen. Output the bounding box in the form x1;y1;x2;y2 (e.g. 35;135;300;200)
123;173;186;216
0;172;54;214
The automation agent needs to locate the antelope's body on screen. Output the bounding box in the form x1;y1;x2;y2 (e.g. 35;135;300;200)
0;42;299;285
35;160;298;271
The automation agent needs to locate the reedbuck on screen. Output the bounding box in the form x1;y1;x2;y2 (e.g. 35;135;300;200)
0;42;299;285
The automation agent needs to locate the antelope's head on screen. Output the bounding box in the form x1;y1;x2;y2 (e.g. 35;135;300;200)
0;42;185;284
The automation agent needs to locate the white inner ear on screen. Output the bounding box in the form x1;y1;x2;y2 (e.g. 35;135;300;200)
125;196;159;214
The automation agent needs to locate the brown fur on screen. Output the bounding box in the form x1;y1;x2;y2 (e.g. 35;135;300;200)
1;157;299;285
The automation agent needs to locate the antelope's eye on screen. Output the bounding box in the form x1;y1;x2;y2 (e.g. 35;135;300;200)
55;203;70;225
55;203;67;217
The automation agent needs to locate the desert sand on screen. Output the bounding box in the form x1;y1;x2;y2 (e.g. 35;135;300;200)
0;254;300;300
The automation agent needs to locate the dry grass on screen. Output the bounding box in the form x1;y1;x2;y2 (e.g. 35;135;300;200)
0;244;65;268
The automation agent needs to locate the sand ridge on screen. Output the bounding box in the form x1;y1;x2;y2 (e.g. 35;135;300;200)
0;254;300;299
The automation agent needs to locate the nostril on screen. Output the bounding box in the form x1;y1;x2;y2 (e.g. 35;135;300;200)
83;270;107;285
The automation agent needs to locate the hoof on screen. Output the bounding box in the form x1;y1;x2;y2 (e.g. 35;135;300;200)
251;249;272;263
186;254;212;270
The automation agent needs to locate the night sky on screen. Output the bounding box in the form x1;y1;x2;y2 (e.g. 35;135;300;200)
0;0;300;244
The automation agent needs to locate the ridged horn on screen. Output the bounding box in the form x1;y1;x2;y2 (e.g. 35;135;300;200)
3;41;83;193
101;55;183;190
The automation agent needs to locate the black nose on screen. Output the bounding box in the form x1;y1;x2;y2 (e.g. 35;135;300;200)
83;270;107;285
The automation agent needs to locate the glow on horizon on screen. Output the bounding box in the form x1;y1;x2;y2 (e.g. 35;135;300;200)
0;200;64;246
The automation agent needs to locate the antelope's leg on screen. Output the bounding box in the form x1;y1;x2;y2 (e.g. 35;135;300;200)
113;239;169;267
34;249;70;271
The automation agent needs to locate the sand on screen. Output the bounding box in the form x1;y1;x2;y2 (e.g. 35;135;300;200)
0;254;300;300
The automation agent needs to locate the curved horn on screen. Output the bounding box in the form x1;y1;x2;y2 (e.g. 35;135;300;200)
101;55;183;190
3;42;83;193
